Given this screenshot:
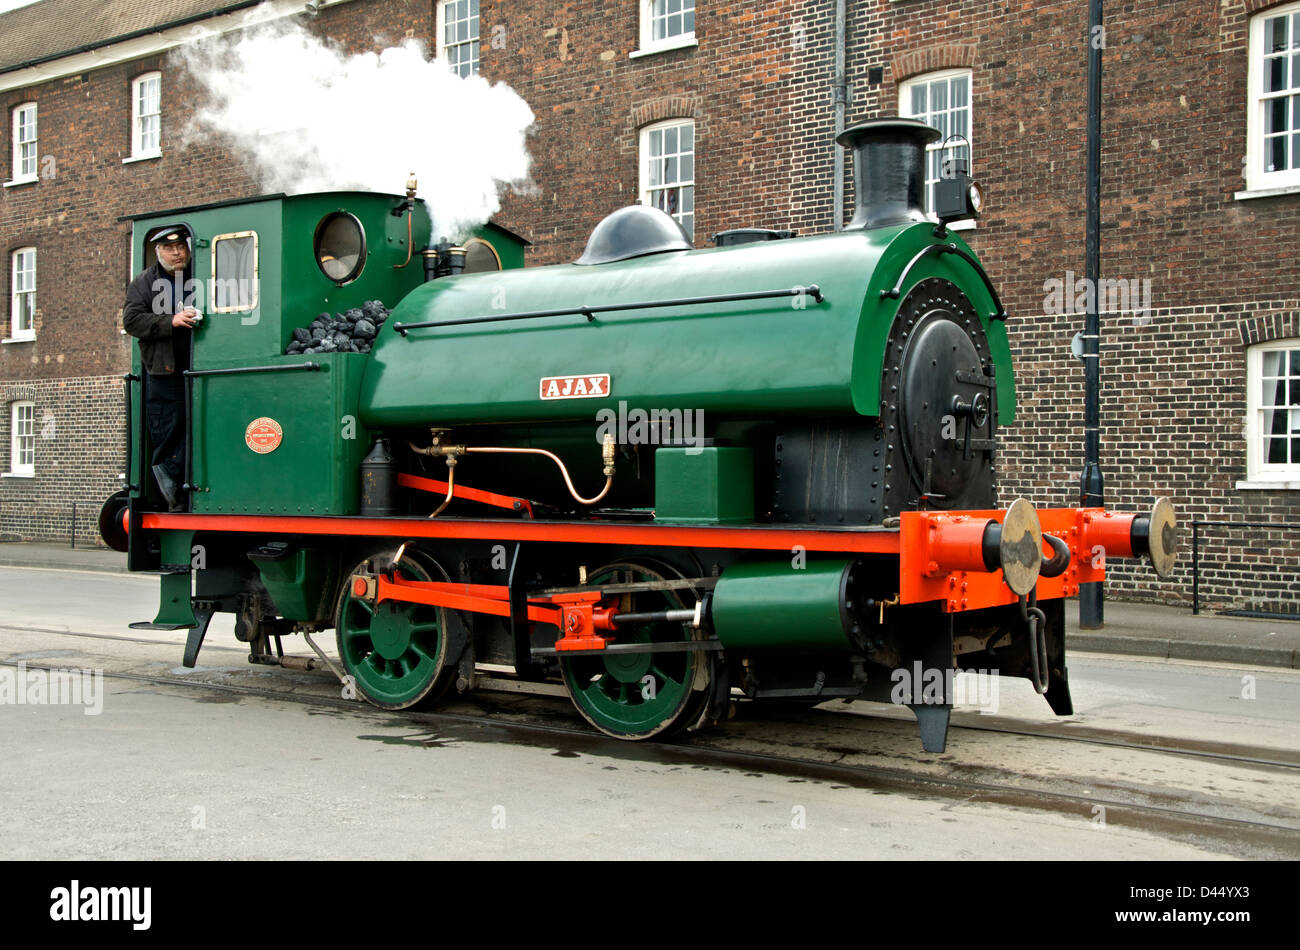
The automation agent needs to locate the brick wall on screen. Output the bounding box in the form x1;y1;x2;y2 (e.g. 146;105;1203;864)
485;0;803;261
0;375;124;544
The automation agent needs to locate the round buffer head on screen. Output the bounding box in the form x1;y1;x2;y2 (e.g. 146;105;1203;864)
999;497;1043;597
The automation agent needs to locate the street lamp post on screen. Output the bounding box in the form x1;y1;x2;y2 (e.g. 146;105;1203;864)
1079;0;1105;629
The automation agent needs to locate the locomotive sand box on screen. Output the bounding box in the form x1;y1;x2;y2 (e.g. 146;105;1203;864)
102;119;1177;751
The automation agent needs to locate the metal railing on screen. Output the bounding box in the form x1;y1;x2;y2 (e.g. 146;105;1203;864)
1191;520;1300;619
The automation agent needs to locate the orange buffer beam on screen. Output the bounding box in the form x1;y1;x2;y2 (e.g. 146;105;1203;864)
900;507;1108;613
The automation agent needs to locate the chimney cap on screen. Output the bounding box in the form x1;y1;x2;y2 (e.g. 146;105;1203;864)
836;117;941;150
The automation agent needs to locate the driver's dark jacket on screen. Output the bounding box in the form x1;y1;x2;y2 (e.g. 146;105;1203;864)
122;262;193;375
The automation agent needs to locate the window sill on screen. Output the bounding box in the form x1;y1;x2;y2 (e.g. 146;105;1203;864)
630;36;698;59
1;335;35;344
0;472;34;479
2;176;37;188
1234;184;1300;201
122;152;161;165
1236;479;1300;490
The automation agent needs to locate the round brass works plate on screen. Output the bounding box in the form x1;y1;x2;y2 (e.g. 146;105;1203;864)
1147;496;1178;578
999;497;1043;596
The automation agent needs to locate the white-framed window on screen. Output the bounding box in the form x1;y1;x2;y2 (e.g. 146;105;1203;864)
640;119;694;238
900;69;973;221
437;0;479;78
210;231;259;313
1245;339;1300;483
1244;3;1300;193
633;0;697;58
130;72;161;159
9;402;34;476
9;247;35;342
10;103;37;183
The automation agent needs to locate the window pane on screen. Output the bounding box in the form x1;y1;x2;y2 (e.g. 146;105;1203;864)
1268;16;1287;54
680;123;693;151
1263;350;1285;377
911;85;926;115
932;80;948;112
1269;96;1288;134
1268;56;1287;93
1269;134;1287;171
1263;374;1287;406
214;235;257;310
668;0;680;14
665;126;677;153
679;153;693;181
683;10;694;33
664;156;678;182
952;75;969;106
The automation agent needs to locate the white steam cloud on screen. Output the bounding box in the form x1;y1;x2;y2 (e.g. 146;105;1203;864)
174;15;535;240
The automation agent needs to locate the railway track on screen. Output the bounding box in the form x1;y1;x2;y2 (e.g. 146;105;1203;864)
4;629;1299;859
7;621;1299;771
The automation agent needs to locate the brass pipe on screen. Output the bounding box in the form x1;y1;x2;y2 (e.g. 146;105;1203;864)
394;173;417;269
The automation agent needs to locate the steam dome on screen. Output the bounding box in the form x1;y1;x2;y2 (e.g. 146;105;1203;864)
575;205;692;265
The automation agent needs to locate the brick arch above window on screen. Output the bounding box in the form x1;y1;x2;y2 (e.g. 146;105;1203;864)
1244;0;1297;15
630;95;701;129
890;44;978;85
1237;310;1300;346
2;388;37;403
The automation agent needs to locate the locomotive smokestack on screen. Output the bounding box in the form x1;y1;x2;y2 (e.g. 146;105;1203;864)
836;117;941;231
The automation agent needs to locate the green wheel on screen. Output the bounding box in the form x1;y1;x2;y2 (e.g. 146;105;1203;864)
560;560;711;740
336;550;458;710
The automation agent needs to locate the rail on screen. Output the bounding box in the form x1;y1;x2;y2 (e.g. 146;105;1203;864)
393;286;825;335
1191;519;1300;619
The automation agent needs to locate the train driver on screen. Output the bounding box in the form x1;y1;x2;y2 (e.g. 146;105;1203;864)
122;226;201;511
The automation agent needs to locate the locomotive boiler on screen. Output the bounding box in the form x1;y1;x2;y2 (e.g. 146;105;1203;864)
103;118;1177;751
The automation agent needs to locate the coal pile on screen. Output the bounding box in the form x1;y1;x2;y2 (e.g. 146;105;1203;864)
285;300;390;355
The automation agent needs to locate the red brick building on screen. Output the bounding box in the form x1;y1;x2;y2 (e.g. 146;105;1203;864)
3;0;1298;612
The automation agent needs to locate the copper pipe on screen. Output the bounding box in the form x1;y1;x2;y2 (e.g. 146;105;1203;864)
408;433;616;506
429;459;456;517
394;211;413;269
466;446;613;505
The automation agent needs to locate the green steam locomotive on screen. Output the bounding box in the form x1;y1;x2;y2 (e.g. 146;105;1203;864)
102;119;1176;751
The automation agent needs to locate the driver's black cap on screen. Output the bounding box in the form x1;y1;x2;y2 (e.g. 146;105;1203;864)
149;226;188;245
